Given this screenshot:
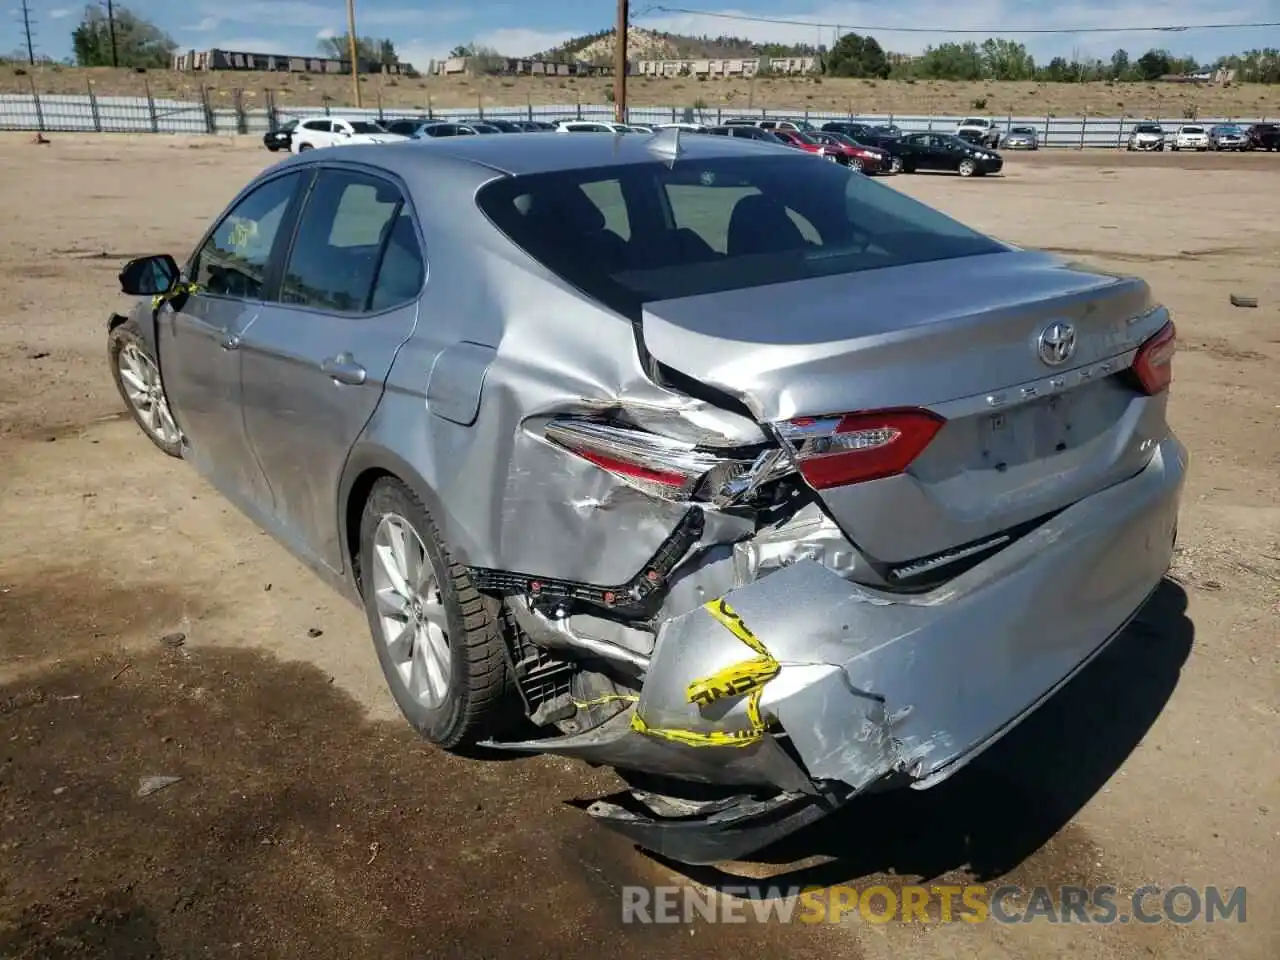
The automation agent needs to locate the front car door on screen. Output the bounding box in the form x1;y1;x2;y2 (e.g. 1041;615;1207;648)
237;165;424;573
159;170;307;509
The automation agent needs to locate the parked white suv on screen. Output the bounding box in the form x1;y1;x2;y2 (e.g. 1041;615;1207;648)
554;120;633;134
1172;125;1210;151
1126;123;1165;151
956;118;1001;148
290;117;410;153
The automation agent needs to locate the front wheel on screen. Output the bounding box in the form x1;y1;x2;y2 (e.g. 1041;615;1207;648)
958;158;977;177
359;478;512;749
108;318;183;458
889;155;904;174
849;157;863;172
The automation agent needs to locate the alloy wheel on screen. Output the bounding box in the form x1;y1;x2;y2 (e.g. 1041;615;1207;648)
370;514;452;709
117;343;181;447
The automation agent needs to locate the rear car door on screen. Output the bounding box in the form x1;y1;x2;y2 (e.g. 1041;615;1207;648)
160;169;307;509
237;166;425;573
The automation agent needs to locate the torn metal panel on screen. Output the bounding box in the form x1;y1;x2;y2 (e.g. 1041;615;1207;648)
618;434;1182;791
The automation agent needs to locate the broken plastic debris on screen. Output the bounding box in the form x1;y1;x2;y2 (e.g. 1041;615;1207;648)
137;775;182;798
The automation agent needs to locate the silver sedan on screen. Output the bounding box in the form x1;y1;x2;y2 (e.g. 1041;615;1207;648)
109;128;1186;864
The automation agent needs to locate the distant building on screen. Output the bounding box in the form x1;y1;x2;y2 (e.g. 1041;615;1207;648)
634;56;819;78
172;48;415;76
429;56;608;77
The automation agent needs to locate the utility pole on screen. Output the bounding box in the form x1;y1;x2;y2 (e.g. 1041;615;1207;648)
18;0;35;65
347;0;362;108
613;0;628;123
104;0;119;67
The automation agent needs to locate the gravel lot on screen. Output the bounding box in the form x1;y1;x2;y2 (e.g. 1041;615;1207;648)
1;134;1276;959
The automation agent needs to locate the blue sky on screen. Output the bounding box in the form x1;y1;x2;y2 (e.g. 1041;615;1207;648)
15;1;1280;68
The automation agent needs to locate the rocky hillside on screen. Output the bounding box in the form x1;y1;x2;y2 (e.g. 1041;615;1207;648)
537;27;815;64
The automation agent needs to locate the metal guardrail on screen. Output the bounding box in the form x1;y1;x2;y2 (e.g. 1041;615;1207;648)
0;91;1272;148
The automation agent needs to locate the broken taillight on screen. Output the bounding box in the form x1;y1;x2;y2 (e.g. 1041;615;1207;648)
777;409;945;489
543;419;734;500
1132;320;1176;395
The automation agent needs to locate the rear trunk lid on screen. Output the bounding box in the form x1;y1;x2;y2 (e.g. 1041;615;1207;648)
640;249;1171;567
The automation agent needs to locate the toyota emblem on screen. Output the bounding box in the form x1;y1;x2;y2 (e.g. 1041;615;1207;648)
1037;321;1077;366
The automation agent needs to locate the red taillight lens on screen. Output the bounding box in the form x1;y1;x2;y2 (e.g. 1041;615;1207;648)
780;409;945;489
1132;321;1176;395
543;419;734;500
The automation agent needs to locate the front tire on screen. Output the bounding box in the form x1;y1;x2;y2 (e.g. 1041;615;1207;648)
958;158;977;177
359;478;511;749
108;318;183;458
889;155;904;174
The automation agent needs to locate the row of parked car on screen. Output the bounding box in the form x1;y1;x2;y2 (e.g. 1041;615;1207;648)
1124;122;1280;151
263;114;1009;178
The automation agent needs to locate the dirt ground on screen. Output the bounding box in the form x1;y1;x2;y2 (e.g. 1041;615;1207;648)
0;134;1277;959
5;65;1280;118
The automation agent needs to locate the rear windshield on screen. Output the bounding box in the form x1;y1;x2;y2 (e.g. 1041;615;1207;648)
476;155;1003;318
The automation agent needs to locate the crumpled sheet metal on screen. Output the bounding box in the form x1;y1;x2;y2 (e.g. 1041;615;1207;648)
637;436;1181;790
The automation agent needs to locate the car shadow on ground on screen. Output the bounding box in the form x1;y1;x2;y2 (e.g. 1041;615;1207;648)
659;578;1194;893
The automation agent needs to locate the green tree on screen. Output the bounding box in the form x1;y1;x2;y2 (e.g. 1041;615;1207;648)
320;33;399;65
912;42;984;81
1136;49;1172;80
1109;48;1131;80
71;4;176;68
979;38;1035;80
1038;56;1073;82
822;32;889;78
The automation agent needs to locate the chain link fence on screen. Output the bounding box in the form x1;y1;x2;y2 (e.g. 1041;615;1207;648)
0;79;1272;148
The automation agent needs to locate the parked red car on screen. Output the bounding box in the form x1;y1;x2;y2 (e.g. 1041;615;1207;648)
808;131;890;173
770;128;832;158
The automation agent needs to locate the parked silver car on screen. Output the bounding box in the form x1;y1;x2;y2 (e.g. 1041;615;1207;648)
1002;125;1040;150
109;130;1186;864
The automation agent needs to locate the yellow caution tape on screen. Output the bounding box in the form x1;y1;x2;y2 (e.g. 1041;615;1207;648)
569;599;781;749
151;282;200;310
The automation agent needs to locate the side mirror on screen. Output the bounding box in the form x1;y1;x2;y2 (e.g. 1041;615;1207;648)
120;254;180;296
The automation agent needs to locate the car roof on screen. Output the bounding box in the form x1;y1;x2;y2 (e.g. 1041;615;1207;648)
275;128;795;178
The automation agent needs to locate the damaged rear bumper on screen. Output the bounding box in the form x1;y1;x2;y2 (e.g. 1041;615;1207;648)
493;435;1187;862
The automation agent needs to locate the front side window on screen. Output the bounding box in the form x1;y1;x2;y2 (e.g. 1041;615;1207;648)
191;173;302;300
477;155;1003;318
279;170;416;313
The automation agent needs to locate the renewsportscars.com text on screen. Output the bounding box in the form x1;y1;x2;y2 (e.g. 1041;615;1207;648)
621;884;1247;925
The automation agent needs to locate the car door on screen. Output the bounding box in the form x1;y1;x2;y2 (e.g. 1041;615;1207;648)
237;165;424;573
160;169;308;509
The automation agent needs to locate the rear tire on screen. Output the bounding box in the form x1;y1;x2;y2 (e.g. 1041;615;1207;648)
297;142;314;152
358;478;512;750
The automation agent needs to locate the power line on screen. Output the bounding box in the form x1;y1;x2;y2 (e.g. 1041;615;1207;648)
637;5;1280;36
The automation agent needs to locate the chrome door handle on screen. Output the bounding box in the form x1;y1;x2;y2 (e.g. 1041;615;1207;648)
220;334;241;351
321;353;367;385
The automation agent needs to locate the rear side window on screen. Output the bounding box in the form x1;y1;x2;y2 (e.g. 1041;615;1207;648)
477;155;1002;318
280;170;424;313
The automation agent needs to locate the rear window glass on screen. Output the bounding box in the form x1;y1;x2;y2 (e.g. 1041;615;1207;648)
476;155;1003;318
